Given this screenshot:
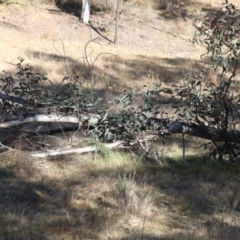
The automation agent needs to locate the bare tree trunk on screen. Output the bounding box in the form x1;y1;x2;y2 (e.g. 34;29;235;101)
81;0;91;24
114;0;121;44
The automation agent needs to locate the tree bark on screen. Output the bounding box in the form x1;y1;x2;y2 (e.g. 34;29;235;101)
0;113;101;129
1;92;240;151
31;140;126;158
81;0;91;24
0;113;240;144
31;134;158;158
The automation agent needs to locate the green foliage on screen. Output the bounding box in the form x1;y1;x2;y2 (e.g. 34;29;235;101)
169;1;240;163
193;1;240;76
0;57;50;114
0;57;162;145
90;87;160;142
0;57;97;117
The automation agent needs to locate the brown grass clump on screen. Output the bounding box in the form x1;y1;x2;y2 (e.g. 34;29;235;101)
0;146;240;239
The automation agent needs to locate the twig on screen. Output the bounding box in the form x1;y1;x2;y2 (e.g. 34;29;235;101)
53;38;69;75
0;142;14;151
182;133;185;162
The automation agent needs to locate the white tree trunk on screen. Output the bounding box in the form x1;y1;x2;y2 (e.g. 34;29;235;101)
81;0;91;24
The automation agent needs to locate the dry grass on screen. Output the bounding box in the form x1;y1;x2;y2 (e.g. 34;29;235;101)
0;145;240;239
0;0;203;83
0;0;240;239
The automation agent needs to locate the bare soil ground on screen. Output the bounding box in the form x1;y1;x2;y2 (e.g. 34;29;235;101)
0;1;201;85
0;1;240;240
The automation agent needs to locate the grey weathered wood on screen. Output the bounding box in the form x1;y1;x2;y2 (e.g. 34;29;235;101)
1;93;240;144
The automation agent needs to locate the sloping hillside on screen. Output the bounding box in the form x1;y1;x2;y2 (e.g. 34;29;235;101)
0;1;200;84
0;1;240;240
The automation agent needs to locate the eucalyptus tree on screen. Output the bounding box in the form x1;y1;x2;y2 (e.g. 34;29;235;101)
81;0;91;23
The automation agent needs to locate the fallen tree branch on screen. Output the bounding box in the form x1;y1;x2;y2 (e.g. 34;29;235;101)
1;113;240;143
164;121;240;143
0;92;49;108
0;113;101;129
30;134;158;158
31;140;126;158
0;93;239;144
0;114;80;128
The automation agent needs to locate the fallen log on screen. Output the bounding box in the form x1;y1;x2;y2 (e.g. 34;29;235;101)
164;121;240;143
0;92;49;108
0;113;100;129
31;140;126;158
30;134;158;158
0;113;240;159
0;114;240;144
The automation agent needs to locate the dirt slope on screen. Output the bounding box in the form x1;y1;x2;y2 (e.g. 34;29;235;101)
0;2;201;83
0;2;240;240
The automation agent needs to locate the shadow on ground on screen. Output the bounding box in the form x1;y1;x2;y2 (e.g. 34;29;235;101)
54;0;214;22
154;0;216;21
0;49;205;100
1;147;240;239
55;0;112;18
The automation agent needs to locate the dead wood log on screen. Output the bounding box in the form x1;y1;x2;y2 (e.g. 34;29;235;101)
31;140;126;158
30;134;158;158
0;113;240;144
0;113;101;129
164;122;240;143
0;112;240;159
0;93;49;108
